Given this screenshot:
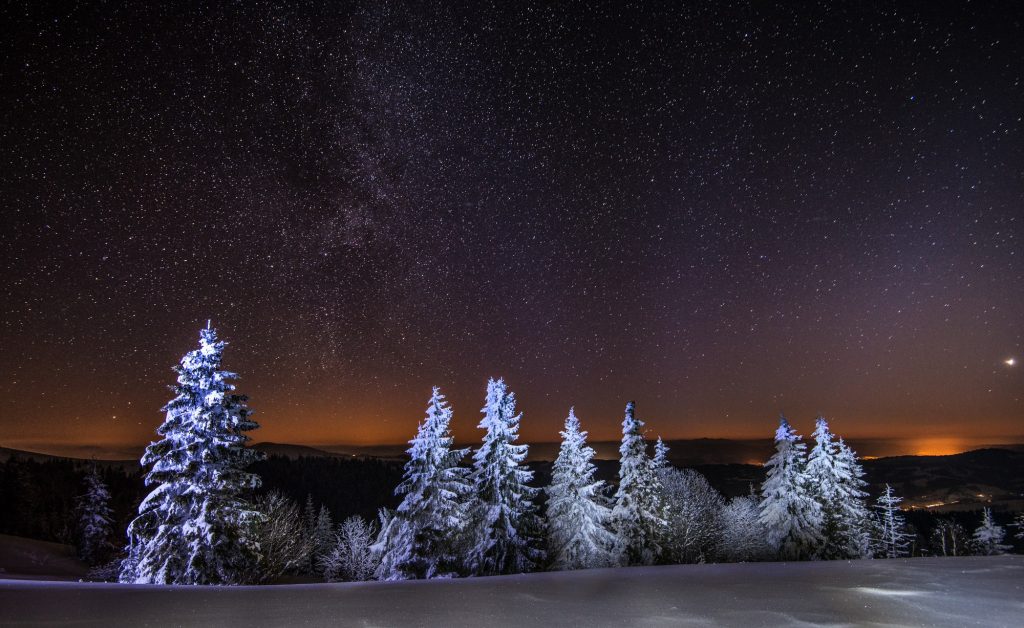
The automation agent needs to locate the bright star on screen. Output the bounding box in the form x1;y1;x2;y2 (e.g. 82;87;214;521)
1006;358;1016;367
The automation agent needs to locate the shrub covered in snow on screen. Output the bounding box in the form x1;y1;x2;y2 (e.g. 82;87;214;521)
253;491;310;582
658;467;724;564
719;491;771;562
972;508;1010;556
324;516;379;582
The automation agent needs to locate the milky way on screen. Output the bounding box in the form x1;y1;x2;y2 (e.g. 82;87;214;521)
1;1;1021;450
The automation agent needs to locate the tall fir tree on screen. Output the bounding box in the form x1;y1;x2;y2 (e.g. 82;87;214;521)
465;378;542;576
304;495;317;534
374;387;471;580
653;437;670;470
77;464;114;565
871;484;911;558
610;401;665;566
758;415;822;560
302;494;319;574
372;507;411;581
834;438;872;557
546;408;617;570
312;505;334;569
805;418;870;559
973;508;1010;555
120;324;263;585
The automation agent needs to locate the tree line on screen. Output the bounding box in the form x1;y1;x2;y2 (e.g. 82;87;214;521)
12;325;1021;583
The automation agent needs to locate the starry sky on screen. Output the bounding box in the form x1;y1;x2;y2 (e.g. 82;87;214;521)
1;1;1021;454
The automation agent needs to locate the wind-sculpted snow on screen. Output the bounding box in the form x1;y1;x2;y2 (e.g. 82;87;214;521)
1;556;1021;627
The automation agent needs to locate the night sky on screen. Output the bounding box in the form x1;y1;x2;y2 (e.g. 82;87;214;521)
1;2;1021;454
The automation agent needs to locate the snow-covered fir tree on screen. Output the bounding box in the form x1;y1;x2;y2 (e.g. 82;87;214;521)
804;416;840;559
298;496;333;575
373;387;471;580
302;493;317;572
805;418;870;559
323;516;378;582
758;415;822;560
312;505;334;570
303;494;317;536
611;401;665;566
719;488;770;562
973;508;1010;555
545;408;616;570
120;324;263;585
465;378;542;576
77;464;114;565
871;484;911;559
372;507;410;580
653;437;670;469
834;437;872;557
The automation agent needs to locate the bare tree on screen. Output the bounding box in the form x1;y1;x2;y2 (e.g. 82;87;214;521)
930;518;969;557
253;491;310;583
323;516;379;582
658;467;724;564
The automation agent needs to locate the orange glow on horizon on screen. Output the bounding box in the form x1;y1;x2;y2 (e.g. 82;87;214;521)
904;437;975;457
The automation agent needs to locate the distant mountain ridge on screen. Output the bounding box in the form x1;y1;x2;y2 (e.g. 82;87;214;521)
4;443;1022;510
5;438;1024;466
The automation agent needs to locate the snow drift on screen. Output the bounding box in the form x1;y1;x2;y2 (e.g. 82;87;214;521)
1;556;1021;627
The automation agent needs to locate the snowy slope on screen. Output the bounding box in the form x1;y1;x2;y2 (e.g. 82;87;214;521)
2;556;1022;626
0;534;88;581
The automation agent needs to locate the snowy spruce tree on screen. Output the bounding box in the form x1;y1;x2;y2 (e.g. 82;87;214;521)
374;387;471;580
758;415;822;560
871;484;911;559
299;496;317;573
120;324;263;585
77;464;114;565
653;437;670;469
304;495;317;535
465;378;542;576
310;505;334;573
834;437;872;557
805;418;870;559
611;401;665;566
973;508;1010;555
545;408;616;570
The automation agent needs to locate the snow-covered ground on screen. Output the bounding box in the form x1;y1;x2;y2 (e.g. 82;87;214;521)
0;534;88;581
1;556;1021;627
